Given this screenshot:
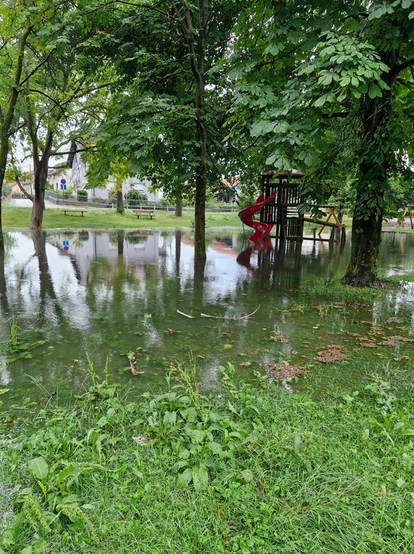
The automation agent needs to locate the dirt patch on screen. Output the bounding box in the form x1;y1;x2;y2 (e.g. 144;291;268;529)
386;317;399;323
315;344;347;363
272;362;305;380
347;302;366;309
382;339;397;346
388;335;414;342
359;342;378;348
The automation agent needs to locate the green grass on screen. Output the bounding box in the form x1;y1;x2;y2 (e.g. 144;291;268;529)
5;203;414;235
1;204;241;230
1;361;413;553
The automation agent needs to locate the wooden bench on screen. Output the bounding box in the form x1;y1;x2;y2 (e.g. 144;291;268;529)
63;209;87;217
133;209;155;220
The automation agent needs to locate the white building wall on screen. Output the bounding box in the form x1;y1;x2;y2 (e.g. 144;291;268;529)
70;150;162;201
49;168;73;192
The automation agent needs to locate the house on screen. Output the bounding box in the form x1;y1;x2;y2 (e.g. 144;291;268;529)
214;177;241;204
69;142;163;202
10;180;34;196
48;162;73;192
182;176;241;204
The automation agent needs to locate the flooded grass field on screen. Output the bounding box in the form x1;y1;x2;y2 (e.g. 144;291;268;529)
0;228;413;408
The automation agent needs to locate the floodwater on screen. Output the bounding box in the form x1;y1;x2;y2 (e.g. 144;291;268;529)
0;228;413;407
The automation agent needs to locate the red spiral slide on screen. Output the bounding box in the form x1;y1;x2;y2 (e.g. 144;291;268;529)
238;192;276;242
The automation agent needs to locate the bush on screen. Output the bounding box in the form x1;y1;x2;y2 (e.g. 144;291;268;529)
126;189;148;201
77;189;88;202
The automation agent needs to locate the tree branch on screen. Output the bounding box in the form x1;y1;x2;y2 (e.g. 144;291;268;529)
9;151;34;202
396;57;414;75
52;145;97;156
16;175;34;202
19;49;55;87
28;89;67;117
321;112;350;119
115;0;183;25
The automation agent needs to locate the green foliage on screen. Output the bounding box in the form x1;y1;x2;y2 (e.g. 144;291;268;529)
107;187;117;200
77;189;88;201
125;190;147;202
0;317;46;362
384;175;414;220
235;182;260;210
79;0;249;213
222;0;414;281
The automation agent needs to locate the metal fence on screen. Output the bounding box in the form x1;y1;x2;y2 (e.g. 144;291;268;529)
9;192;237;212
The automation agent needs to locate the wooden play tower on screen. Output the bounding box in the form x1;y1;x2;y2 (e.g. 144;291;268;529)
260;169;306;240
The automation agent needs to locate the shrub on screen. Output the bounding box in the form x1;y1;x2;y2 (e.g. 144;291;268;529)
77;189;88;202
126;189;148;201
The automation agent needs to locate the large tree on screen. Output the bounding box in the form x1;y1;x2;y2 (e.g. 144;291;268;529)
225;0;414;286
79;0;247;259
0;1;33;245
12;0;113;230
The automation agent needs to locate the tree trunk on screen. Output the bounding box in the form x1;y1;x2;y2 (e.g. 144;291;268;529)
117;231;124;256
0;26;30;235
342;205;382;287
117;190;122;208
185;1;207;260
0;129;7;242
0;238;8;311
194;135;206;259
116;189;124;213
0;129;9;244
30;152;50;230
342;154;385;287
175;229;181;272
193;53;206;259
342;49;398;287
175;200;183;217
193;258;205;305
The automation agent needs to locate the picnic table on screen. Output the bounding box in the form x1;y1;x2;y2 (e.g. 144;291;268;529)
402;205;414;228
301;205;346;238
63;209;87;217
132;209;155;220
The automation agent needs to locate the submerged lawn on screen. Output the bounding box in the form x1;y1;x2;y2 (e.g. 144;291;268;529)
1;361;413;553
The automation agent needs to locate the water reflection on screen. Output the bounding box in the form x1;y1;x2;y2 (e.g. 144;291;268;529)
0;229;413;402
237;230;349;289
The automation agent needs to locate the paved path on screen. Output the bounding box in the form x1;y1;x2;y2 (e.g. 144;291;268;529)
4;198;83;209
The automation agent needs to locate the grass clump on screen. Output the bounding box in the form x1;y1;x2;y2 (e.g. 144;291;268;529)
0;363;414;552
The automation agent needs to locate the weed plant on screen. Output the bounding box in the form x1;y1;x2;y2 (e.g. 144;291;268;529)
0;363;413;553
0;318;46;363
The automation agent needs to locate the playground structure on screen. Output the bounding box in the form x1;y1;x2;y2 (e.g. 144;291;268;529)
260;169;305;240
402;205;414;229
238;169;346;244
238;191;276;241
